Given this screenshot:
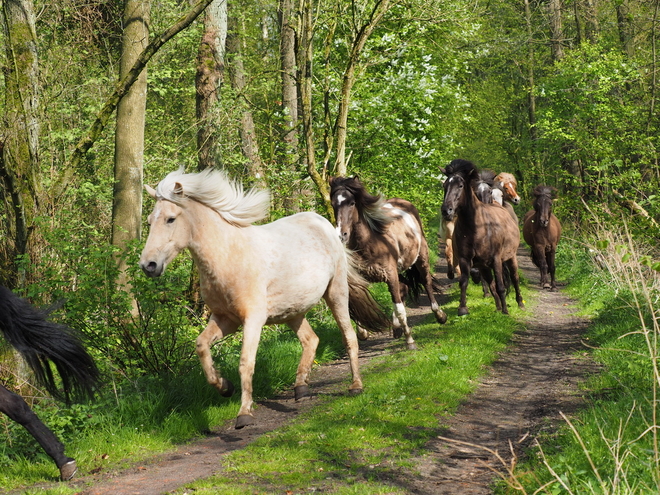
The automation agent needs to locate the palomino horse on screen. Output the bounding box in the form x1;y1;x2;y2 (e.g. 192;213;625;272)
329;177;447;350
523;185;562;290
140;168;389;429
441;159;524;316
0;286;99;480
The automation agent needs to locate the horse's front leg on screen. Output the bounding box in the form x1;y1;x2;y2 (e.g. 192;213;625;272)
506;257;525;309
387;277;416;350
534;244;550;288
235;315;267;429
547;248;558;291
481;268;502;311
197;314;239;398
415;245;448;324
457;258;471;316
0;385;76;480
288;316;320;400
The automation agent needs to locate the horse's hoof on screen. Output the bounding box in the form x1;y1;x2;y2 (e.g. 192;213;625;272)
294;385;310;401
348;387;363;396
357;331;369;341
59;459;77;481
447;271;454;280
219;378;235;397
407;342;418;350
393;327;404;339
543;283;551;289
457;307;469;316
235;414;255;429
435;311;448;324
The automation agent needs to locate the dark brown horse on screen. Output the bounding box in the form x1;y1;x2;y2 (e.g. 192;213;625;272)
0;286;99;480
330;176;447;350
441;159;524;316
523;185;562;290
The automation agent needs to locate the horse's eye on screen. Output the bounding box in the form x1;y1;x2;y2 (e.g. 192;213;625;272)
167;217;176;224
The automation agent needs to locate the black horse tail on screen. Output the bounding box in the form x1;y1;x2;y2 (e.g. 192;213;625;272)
399;265;424;303
345;254;391;333
0;286;99;403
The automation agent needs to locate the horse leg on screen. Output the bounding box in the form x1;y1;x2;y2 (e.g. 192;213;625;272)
481;268;502;311
414;245;448;325
506;257;525;309
457;259;470;316
324;283;364;395
386;277;416;350
492;261;509;314
0;385;76;480
235;316;266;429
196;314;239;398
548;247;558;291
287;316;320;400
533;244;550;288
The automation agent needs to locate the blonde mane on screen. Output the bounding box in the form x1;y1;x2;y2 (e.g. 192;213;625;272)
155;168;271;227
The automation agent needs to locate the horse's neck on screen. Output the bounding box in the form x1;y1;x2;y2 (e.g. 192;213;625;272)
349;213;376;250
458;189;479;229
186;202;244;278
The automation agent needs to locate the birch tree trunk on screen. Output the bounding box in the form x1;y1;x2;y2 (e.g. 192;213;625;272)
111;0;150;289
0;0;41;286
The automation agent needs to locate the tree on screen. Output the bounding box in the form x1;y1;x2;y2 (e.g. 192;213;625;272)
0;0;41;286
111;0;151;290
196;0;227;170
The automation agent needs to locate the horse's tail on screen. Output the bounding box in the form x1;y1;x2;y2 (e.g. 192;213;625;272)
345;253;391;333
0;286;99;403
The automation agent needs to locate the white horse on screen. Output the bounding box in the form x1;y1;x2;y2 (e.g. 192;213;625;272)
139;168;389;429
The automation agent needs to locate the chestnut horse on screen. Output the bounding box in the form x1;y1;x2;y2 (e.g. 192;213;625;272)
329;176;447;350
0;286;99;480
441;159;524;316
140;168;389;429
523;185;562;290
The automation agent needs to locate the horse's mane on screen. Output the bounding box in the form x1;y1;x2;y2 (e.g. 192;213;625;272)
495;172;517;186
533;185;557;199
330;176;394;233
445;159;479;180
155;168;271;227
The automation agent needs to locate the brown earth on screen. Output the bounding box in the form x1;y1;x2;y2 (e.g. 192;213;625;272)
11;248;596;495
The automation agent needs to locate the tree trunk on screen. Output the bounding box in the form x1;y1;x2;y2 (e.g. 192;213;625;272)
279;0;298;155
583;0;600;43
615;0;633;58
111;0;150;289
548;0;564;61
523;0;538;147
0;0;41;286
332;0;392;177
298;0;334;220
196;0;227;171
226;14;266;187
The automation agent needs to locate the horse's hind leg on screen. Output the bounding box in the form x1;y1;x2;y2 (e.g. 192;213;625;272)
324;282;364;394
0;385;76;480
197;314;239;398
287;316;320;400
481;268;502;311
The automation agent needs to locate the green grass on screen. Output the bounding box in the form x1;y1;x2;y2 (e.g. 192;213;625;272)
1;275;527;494
497;240;660;495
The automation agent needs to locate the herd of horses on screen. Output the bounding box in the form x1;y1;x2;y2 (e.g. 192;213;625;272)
1;159;561;481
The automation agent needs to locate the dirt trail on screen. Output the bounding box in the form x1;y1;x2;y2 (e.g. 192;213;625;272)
12;249;595;495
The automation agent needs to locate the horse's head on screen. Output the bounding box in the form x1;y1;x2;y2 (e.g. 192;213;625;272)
532;185;557;228
330;178;359;244
441;159;477;220
495;172;521;205
473;169;497;205
139;183;191;277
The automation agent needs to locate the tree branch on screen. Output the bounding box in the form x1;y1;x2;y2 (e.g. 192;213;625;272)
53;0;214;197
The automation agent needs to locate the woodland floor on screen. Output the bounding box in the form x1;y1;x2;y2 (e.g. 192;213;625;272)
14;247;597;495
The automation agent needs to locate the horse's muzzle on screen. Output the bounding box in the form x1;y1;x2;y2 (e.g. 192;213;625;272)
441;207;455;221
140;261;163;277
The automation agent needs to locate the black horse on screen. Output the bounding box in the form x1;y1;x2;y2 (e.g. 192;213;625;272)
0;286;99;480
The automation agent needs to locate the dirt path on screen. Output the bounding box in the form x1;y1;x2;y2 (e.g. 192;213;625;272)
16;249;595;495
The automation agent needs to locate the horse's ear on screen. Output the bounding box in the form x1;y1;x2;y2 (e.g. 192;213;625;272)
173;182;184;196
145;184;157;199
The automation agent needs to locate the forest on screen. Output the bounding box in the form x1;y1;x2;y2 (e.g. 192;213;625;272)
1;0;660;492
